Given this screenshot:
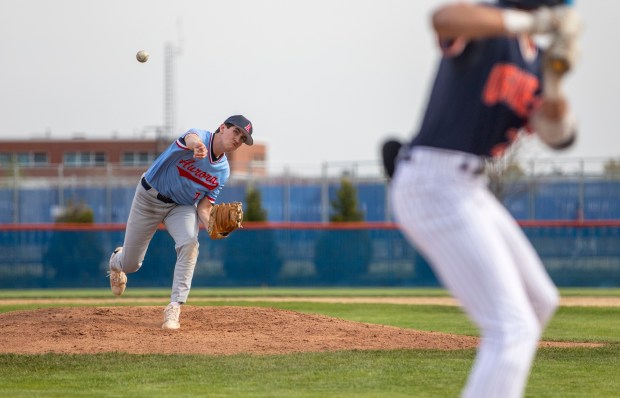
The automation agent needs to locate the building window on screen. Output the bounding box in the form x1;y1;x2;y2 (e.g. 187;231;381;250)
122;151;155;166
0;152;48;167
33;152;48;165
64;152;78;166
80;152;90;165
0;153;12;166
122;152;135;165
138;152;150;164
94;152;106;166
64;151;107;167
16;153;30;165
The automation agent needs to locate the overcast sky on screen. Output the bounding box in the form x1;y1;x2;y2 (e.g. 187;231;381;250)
0;0;617;170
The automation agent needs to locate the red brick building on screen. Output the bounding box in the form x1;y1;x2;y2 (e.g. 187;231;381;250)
0;137;267;178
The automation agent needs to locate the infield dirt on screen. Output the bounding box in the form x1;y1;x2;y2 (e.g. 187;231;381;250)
0;304;603;355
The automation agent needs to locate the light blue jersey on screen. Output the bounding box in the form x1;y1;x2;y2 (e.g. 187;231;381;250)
144;129;229;205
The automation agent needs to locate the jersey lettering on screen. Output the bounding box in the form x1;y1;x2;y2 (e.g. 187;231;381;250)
177;159;219;190
482;63;538;118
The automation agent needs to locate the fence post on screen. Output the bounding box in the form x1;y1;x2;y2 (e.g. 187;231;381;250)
578;158;585;220
284;165;290;222
384;178;392;222
12;163;19;223
528;159;535;220
321;162;329;223
106;163;113;222
58;164;64;208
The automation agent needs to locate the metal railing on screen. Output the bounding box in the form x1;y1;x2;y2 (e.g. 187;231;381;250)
2;157;620;224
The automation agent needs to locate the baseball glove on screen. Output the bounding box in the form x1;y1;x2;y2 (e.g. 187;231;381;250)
208;202;243;239
381;139;403;180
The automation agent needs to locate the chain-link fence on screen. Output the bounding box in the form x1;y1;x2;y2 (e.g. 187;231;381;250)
1;223;619;288
2;157;620;223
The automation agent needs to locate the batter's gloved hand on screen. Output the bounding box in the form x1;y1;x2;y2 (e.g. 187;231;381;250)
208;202;244;239
544;7;582;77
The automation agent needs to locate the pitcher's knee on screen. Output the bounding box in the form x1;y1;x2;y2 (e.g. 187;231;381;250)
176;240;199;261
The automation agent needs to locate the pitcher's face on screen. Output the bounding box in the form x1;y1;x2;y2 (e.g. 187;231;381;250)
220;124;247;152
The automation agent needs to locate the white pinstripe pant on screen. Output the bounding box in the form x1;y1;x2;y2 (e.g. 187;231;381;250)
392;146;559;398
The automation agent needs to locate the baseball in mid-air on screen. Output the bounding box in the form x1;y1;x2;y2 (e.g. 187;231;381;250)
136;50;150;63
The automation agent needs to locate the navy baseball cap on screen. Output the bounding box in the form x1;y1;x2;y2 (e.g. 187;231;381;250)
498;0;570;9
225;115;253;146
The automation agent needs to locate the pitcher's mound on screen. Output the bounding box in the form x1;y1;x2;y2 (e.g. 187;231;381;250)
0;306;600;355
0;305;480;354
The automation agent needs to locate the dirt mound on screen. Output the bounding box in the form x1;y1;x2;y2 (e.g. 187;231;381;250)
0;306;479;355
0;306;600;355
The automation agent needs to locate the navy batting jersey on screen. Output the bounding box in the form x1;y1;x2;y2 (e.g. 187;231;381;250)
410;33;543;158
144;129;229;205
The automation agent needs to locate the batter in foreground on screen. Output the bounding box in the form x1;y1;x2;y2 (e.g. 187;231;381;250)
108;115;253;329
390;1;580;397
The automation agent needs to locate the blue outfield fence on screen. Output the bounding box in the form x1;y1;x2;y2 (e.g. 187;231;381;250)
1;222;619;289
4;179;620;224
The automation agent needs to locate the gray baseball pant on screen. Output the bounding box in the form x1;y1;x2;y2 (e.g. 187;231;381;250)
110;178;200;303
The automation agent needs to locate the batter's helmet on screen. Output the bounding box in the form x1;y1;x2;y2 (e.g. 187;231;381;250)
498;0;573;9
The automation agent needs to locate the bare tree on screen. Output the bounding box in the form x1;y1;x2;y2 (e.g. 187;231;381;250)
603;158;620;178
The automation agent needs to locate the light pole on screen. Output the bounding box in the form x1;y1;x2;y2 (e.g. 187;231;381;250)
163;20;183;139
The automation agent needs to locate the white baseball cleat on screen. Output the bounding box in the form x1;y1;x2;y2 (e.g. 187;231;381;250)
108;247;127;296
162;303;181;330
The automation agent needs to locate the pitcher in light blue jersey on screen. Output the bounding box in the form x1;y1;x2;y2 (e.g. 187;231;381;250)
108;115;254;329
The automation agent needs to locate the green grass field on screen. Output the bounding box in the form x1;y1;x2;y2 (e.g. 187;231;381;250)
1;288;619;397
